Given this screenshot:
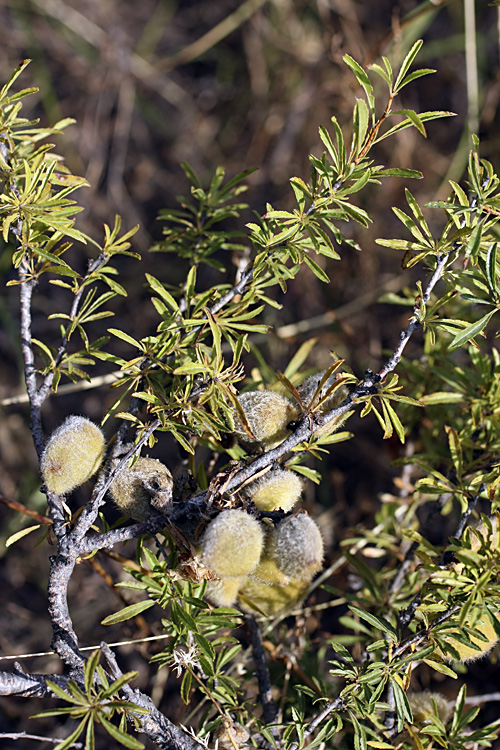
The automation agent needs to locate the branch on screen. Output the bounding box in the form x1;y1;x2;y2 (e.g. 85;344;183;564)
0;668;70;698
245;615;279;730
101;643;205;750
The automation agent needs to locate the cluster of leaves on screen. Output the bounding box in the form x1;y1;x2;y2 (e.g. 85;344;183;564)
102;542;244;726
33;650;148;750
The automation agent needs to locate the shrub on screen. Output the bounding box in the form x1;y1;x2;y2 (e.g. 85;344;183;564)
2;38;500;750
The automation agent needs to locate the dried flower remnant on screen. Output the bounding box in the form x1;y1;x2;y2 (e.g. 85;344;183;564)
109;457;173;521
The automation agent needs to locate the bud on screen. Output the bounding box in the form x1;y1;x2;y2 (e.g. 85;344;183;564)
109;457;173;521
200;509;264;578
267;513;324;582
247;469;302;512
233;390;298;451
297;371;348;412
41;416;105;495
407;691;451;725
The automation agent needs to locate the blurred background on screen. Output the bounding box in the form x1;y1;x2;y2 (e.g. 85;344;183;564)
0;0;500;745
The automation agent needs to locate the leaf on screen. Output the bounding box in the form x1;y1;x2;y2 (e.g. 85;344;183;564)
180;669;192;704
449;309;496;349
419;392;464;405
422;658;458;679
393;39;424;92
485;242;499;299
318;124;339;171
343;54;375;123
108;328;142;349
303;254;330;283
376;168;422;179
100;717;145;749
101;600;155;625
351;98;370;158
6;524;41;547
348;604;397;638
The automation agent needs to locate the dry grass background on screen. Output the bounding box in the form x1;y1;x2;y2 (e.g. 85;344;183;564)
0;0;500;746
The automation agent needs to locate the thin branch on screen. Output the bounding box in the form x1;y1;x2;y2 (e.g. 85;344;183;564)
245;615;279;728
287;697;345;750
0;733;82;748
101;642;204;750
0;669;70;698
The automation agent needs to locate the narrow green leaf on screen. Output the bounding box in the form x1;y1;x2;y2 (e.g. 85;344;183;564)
108;328;142;349
348;604;397;638
180;669;192;704
351;98;370;159
84;650;101;695
485;242;498;298
146;274;180;313
101;600;155;625
391;678;413;730
422;658;459;679
100;717;145;749
376;168;422;179
318;125;339;171
419;392;464;405
396;68;435;89
394;39;424;92
303;254;330;283
449;309;496;349
343;54;375;123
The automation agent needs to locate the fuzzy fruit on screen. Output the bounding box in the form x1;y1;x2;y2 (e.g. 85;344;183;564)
438;610;500;662
233;390;298;451
238;575;310;617
247;469;302;512
407;691;451;725
267;513;324;582
41;416;105;495
110;457;173;521
201;509;264;578
205;576;246;608
297;371;348;412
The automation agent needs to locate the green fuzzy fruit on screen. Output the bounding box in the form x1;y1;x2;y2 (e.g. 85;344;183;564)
234;390;298;451
247;469;302;512
41;416;105;495
267;513;324;582
438;611;500;663
407;691;451;725
205;576;246;608
238;575;310;617
297;371;348;412
201;509;264;578
109;457;173;521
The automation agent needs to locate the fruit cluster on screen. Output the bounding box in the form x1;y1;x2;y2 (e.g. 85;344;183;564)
201;468;324;616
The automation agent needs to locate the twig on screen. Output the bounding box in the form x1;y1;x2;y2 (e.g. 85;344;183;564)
287;697;345;750
0;733;82;748
100;642;203;750
245;615;279;729
158;0;269;72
